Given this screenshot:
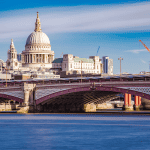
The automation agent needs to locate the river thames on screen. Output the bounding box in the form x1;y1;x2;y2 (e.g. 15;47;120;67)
0;114;150;150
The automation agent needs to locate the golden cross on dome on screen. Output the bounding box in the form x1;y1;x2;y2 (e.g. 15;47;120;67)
37;11;39;18
35;12;41;32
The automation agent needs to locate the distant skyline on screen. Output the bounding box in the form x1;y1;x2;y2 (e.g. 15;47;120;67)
1;0;150;74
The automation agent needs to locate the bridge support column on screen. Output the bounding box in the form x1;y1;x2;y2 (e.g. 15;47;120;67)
134;96;141;111
128;94;131;106
18;83;36;113
138;96;141;106
24;90;30;106
123;93;128;110
123;93;133;111
128;94;133;110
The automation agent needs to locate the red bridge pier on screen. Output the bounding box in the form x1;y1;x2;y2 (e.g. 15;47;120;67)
134;96;141;111
124;93;141;111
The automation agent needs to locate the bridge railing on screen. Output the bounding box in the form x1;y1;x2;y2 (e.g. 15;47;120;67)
1;76;150;87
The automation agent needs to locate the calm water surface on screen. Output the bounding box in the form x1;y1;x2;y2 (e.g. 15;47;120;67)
0;114;150;150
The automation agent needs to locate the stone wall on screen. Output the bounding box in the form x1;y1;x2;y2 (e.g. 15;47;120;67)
96;103;114;109
0;104;20;111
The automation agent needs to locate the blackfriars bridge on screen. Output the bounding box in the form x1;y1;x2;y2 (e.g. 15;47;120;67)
0;77;150;112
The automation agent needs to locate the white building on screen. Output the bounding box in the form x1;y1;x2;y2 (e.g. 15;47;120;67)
108;59;113;75
52;54;102;74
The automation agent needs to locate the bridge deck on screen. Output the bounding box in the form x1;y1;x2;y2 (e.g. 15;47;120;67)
0;81;150;104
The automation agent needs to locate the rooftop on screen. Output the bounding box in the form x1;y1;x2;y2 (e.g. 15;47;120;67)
52;58;63;63
74;58;94;63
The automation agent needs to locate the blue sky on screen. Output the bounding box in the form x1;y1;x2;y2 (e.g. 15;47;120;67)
0;0;150;74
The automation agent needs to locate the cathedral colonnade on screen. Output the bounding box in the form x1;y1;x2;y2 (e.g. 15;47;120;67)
23;54;53;63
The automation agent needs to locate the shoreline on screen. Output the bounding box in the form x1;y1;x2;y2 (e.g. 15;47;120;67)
0;110;150;115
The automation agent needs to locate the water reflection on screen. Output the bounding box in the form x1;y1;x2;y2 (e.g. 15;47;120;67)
0;114;150;150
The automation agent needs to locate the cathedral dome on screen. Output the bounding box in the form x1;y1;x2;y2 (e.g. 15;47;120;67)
21;12;54;69
26;31;50;45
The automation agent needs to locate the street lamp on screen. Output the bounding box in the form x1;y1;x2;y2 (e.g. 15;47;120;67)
118;57;123;76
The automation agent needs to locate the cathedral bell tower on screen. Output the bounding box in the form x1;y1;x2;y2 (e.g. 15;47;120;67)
6;39;19;70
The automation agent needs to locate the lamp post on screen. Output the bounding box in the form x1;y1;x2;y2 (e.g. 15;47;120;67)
118;57;123;76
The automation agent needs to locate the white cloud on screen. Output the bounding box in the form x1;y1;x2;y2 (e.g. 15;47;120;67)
140;59;147;64
0;2;150;40
125;49;147;54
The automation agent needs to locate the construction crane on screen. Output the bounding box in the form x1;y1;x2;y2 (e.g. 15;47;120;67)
96;46;100;56
60;52;63;58
139;40;150;72
139;40;150;52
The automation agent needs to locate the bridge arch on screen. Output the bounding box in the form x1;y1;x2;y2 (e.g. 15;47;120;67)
36;86;150;105
0;93;23;103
